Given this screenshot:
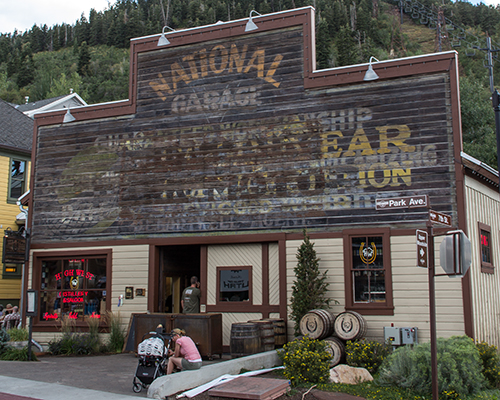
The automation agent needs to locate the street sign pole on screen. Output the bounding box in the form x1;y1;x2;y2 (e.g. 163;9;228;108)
427;220;438;400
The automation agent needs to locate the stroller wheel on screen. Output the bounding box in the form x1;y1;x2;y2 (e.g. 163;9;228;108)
133;382;142;393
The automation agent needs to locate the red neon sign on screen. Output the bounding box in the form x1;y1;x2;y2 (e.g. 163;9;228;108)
43;311;100;320
54;269;95;281
481;233;489;247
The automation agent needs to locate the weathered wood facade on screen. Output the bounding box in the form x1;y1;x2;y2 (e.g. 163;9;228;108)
27;7;490;349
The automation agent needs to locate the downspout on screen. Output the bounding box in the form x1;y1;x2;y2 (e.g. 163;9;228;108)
16;190;30;327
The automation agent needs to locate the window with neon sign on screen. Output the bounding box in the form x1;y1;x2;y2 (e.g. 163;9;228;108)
343;228;394;316
479;222;494;274
352;236;386;303
40;257;107;321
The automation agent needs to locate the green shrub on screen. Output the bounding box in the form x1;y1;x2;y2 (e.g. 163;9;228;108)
48;333;99;355
278;335;331;386
476;341;500;389
0;346;38;361
6;328;28;341
105;311;125;353
85;315;101;353
377;336;487;397
346;339;392;375
0;329;10;356
0;329;10;342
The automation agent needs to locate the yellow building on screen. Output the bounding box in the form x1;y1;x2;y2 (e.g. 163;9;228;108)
0;99;32;308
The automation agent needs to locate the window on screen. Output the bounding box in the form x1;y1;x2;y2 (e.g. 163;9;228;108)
34;251;110;323
344;229;393;315
9;159;26;201
479;222;494;274
216;266;252;304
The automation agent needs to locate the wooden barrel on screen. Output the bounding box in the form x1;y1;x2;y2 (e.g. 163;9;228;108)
299;309;335;340
248;319;275;352
323;336;346;367
268;318;287;348
230;322;261;358
333;311;367;341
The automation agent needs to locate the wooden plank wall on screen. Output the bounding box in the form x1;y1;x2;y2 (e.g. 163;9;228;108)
464;176;500;347
32;25;457;243
0;155;28;301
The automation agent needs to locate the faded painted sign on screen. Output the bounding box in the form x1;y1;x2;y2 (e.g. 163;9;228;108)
32;27;456;241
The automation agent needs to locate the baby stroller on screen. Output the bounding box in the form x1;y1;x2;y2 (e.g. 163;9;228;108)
132;329;171;393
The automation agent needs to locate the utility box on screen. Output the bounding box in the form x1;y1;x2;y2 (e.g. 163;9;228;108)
383;327;402;345
384;326;418;346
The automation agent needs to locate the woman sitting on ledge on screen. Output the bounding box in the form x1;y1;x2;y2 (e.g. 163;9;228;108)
166;328;202;374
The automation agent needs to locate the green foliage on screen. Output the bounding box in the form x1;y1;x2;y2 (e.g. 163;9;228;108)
345;339;392;375
377;336;487;397
0;328;10;343
290;229;331;336
460;75;498;169
6;328;28;342
105;311;125;353
278;336;331;386
0;346;38;361
477;341;500;389
48;333;100;356
0;329;11;356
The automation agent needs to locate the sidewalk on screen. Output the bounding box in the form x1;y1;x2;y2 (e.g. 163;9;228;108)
0;352;147;399
0;351;233;399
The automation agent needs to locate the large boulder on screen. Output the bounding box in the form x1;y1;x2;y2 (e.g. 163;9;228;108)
329;364;373;385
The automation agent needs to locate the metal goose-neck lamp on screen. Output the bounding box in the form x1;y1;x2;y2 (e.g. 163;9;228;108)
157;25;175;46
245;10;261;32
363;56;380;81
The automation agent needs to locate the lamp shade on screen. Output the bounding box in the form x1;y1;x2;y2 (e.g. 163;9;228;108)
63;109;76;123
157;34;170;46
245;19;258;32
363;65;379;81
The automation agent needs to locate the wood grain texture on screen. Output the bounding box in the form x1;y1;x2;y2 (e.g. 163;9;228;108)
31;27;458;243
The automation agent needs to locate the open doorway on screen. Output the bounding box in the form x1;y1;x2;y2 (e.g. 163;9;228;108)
159;245;201;313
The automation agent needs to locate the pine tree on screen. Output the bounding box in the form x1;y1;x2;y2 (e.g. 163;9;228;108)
290;230;331;336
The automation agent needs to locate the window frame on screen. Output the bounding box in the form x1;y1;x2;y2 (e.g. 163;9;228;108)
32;249;112;328
7;157;28;203
215;265;252;306
479;222;494;274
343;228;394;315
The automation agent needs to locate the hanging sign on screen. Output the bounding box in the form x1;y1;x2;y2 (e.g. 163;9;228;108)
2;230;26;263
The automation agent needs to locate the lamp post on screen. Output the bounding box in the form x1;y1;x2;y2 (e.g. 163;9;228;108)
492;89;500;191
478;37;500;191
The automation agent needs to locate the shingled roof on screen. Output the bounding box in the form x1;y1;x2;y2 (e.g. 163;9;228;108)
0;98;33;154
14;95;66;114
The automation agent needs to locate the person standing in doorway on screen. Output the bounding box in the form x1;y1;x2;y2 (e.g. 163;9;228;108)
181;276;201;313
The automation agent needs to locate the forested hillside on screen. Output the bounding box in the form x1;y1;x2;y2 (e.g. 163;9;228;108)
1;0;499;168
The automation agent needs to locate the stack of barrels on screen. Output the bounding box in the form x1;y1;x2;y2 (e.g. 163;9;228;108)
298;309;367;367
230;318;287;358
